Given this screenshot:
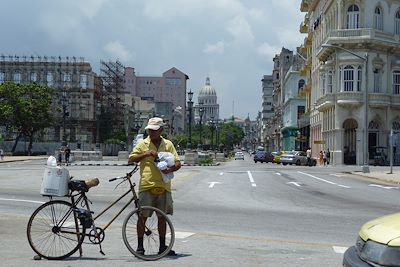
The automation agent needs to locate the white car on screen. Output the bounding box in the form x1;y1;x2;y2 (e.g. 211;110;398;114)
234;151;244;160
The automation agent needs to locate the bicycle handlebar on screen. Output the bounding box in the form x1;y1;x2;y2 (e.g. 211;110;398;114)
108;163;139;182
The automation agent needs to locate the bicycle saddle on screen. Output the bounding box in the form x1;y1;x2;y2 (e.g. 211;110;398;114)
69;178;99;192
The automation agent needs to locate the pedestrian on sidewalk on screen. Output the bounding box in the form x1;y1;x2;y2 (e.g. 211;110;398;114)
306;147;312;166
327;148;330;165
319;151;323;166
0;148;4;161
64;145;71;166
57;148;63;166
323;150;327;166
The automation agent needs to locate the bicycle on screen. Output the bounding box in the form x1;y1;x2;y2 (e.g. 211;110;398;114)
26;163;175;261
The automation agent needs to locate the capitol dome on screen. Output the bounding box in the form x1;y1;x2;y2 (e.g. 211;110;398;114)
196;77;219;122
199;77;216;96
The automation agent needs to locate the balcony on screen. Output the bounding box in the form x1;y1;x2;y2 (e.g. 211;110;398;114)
300;21;308;33
324;28;398;48
391;95;400;109
298;112;310;128
336;91;363;108
369;93;390;108
318;28;400;61
300;0;309;12
316;93;335;111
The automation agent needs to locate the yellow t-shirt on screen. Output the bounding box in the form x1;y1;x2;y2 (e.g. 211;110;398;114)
130;136;180;193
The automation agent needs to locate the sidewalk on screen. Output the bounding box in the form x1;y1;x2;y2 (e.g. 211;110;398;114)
1;155;400;184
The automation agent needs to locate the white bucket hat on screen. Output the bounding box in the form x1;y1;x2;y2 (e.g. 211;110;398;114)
145;117;164;130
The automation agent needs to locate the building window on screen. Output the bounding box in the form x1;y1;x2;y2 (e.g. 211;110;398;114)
340;65;362;92
373;69;382;93
395;10;400;35
63;73;72;82
347;4;359;29
298;79;305;91
80;74;88;89
30;72;38;82
165;78;181;86
393;70;400;94
47;72;53;87
0;72;4;84
374;7;383;30
321;74;326;95
327;71;333;93
13;72;21;84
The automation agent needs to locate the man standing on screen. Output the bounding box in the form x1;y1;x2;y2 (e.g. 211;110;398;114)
64;145;71;166
128;117;181;256
306;147;312;166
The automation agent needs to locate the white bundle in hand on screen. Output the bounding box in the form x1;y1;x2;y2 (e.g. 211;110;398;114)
156;152;175;182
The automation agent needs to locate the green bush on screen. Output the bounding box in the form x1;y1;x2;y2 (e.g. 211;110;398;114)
199;158;213;165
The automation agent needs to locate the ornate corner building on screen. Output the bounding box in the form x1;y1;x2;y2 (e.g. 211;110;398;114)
300;0;400;165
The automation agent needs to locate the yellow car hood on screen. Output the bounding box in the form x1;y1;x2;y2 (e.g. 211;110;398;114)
359;213;400;246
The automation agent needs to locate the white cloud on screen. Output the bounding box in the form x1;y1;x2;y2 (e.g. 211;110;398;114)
226;15;254;43
76;0;109;19
203;41;226;54
257;42;280;59
103;41;132;61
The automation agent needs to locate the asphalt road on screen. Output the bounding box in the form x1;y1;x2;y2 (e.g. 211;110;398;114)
1;156;399;266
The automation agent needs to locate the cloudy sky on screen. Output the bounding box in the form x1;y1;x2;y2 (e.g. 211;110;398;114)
2;0;304;120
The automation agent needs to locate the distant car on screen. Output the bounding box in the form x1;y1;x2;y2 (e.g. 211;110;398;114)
234;151;244;160
280;151;317;166
271;151;283;164
343;212;400;267
253;151;273;163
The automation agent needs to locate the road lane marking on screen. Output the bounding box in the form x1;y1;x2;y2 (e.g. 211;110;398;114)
175;231;195;239
247;171;257;187
297;171;351;188
208;182;221;188
0;198;45;204
333;246;348;254
369;184;399;190
287;182;301;187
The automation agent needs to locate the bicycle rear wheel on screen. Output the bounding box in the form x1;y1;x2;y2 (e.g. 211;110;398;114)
27;200;86;260
122;206;175;261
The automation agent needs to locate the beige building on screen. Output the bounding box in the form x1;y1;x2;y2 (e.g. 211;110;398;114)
300;0;400;166
0;55;97;143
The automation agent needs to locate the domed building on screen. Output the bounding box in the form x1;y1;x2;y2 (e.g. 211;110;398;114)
195;77;219;123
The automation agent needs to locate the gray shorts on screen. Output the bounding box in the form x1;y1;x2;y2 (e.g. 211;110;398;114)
138;190;173;216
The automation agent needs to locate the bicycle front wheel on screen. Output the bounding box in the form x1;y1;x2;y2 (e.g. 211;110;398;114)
27;200;86;260
122;206;175;261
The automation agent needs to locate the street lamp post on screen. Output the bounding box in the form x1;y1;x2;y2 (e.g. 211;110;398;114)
210;116;215;151
198;102;204;150
187;90;194;149
61;89;69;145
322;44;369;173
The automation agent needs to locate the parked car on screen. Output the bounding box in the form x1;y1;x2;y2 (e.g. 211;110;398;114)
280;151;317;166
253;151;273;163
343;212;400;267
234;151;244;160
271;151;284;164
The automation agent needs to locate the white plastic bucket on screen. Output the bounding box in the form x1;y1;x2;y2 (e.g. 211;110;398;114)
40;166;70;196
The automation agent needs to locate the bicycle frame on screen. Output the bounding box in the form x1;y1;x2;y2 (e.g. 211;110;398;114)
69;171;139;233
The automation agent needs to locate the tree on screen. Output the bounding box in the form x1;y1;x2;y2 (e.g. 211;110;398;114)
0;82;55;155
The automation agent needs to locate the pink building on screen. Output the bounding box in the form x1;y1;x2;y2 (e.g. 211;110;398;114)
124;67;189;133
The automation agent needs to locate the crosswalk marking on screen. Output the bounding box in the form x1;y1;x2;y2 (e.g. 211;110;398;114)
333;246;348;254
175;231;195;239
